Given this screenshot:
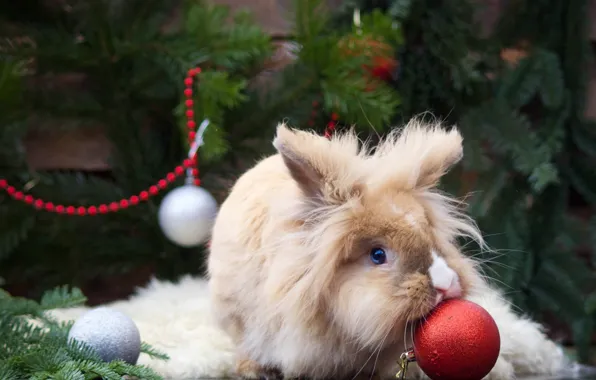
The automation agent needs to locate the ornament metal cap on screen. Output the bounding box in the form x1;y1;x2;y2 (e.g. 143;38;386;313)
186;119;210;185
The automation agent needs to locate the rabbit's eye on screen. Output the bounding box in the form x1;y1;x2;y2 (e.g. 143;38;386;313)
369;247;387;265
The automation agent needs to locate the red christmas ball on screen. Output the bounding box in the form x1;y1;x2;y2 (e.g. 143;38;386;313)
413;299;500;380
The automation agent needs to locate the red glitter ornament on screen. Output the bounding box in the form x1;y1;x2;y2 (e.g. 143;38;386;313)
413;299;500;380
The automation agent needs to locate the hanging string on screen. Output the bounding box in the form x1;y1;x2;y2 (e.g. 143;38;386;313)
0;67;339;215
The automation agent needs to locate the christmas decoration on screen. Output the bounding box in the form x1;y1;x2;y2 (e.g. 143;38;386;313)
68;307;142;365
337;8;400;86
158;185;218;247
398;299;500;380
154;78;218;248
339;35;398;84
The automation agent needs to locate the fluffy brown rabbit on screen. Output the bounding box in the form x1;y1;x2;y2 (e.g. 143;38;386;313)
207;120;568;380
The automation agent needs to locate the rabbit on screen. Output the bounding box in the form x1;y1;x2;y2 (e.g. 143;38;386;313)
207;120;569;380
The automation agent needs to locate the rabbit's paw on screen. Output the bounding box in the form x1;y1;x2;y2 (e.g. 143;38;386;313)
235;357;283;380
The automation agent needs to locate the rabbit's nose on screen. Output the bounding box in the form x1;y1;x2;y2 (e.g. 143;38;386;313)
428;251;462;300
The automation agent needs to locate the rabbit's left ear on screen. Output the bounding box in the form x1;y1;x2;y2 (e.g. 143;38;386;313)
369;120;463;190
273;123;363;204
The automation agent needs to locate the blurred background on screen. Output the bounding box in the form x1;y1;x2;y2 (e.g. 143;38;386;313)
0;0;595;366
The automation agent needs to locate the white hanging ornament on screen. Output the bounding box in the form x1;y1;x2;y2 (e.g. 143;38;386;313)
158;119;218;247
158;184;218;247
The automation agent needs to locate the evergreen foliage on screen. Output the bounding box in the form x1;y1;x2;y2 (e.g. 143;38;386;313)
0;0;400;297
0;285;168;380
340;0;596;363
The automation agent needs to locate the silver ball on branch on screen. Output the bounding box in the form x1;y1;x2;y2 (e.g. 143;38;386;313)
68;307;141;364
158;185;218;247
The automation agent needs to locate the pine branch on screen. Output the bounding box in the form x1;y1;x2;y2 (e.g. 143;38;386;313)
140;342;170;361
40;286;87;311
183;1;272;70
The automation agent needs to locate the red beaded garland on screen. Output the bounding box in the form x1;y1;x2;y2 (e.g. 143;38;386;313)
0;66;340;215
0;67;204;215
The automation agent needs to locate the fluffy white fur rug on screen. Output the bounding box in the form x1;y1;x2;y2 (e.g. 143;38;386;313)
48;275;593;380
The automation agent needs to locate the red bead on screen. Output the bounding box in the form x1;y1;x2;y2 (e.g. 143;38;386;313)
66;206;75;215
331;112;339;120
327;121;336;128
312;100;319;107
0;179;7;188
183;159;193;168
130;195;139;205
308;120;314;126
193;179;201;186
195;67;202;74
184;88;193;97
166;173;176;182
119;199;129;208
34;199;44;209
187;120;196;129
56;205;65;213
311;110;318;117
413;299;500;380
192;168;199;177
174;166;184;175
24;195;34;204
7;186;15;195
184;77;193;86
14;191;24;200
88;206;97;215
188;68;200;77
185;109;194;118
188;131;196;141
99;204;108;214
109;202;119;212
185;99;193;107
158;179;167;189
140;191;149;201
149;186;159;195
45;202;55;212
77;206;86;216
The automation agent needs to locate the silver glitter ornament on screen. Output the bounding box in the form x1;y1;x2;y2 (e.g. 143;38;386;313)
68;307;141;364
158;185;218;247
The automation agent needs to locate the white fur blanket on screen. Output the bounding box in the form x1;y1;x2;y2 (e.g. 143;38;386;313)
48;276;594;380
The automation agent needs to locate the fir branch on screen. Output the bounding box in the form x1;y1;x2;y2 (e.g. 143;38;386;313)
496;54;542;109
536;49;565;109
40;286;87;311
183;1;272;70
108;360;163;380
0;204;35;261
140;342;169;361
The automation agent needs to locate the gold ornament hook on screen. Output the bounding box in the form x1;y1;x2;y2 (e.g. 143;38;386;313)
396;349;416;379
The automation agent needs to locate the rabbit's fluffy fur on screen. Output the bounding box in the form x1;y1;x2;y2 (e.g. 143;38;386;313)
208;120;569;379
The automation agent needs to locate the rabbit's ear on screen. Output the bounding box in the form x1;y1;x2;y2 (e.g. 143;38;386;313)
273;123;362;203
370;119;463;190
